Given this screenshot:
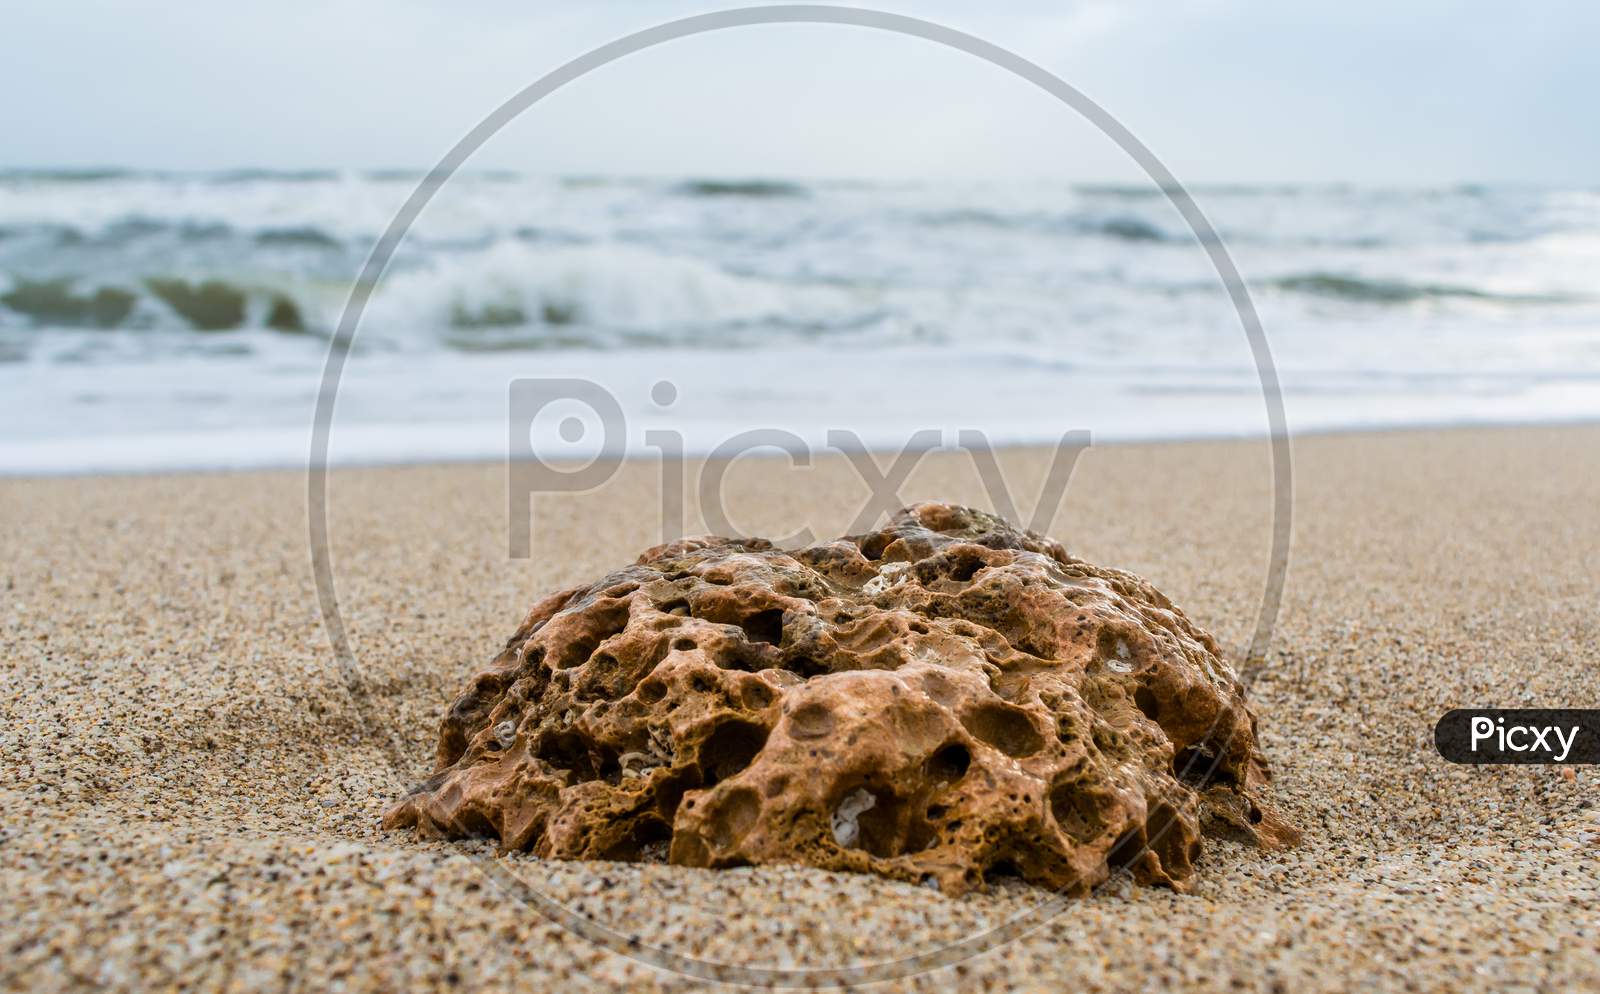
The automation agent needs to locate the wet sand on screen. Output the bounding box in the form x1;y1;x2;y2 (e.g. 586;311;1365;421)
3;425;1597;992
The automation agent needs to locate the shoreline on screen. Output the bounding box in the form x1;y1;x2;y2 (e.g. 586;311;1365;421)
5;413;1600;480
4;423;1596;992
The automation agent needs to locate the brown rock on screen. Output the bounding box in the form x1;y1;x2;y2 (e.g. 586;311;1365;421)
384;503;1297;895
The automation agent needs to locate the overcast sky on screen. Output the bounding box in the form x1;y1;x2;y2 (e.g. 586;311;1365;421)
5;0;1596;184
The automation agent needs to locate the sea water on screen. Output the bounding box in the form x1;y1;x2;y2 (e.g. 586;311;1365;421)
2;170;1597;473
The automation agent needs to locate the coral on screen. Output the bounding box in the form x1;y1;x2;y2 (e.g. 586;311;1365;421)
384;503;1297;895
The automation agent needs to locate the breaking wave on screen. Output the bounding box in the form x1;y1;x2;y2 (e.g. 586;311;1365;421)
369;243;884;349
8;171;1600;473
0;275;311;332
3;171;1598;355
0;243;886;345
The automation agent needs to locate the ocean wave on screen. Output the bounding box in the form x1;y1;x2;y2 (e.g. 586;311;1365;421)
910;207;1020;229
1271;272;1579;305
367;242;875;347
0;167;349;185
104;217;233;244
253;226;344;248
1092;217;1166;241
0;223;90;246
0;241;885;341
0;279;138;329
0;218;352;251
0;275;309;332
4;176;1598;360
1076;182;1373;199
910;207;1169;242
207;169;342;184
672;178;810;198
0;168;143;184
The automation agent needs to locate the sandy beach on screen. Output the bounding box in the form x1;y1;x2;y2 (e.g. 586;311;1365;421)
3;424;1597;993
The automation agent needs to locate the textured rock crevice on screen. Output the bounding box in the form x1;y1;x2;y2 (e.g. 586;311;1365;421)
384;503;1297;895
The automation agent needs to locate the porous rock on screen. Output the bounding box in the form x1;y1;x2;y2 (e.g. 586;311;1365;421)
384;503;1297;895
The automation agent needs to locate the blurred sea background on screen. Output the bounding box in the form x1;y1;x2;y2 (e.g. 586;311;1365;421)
4;168;1599;473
